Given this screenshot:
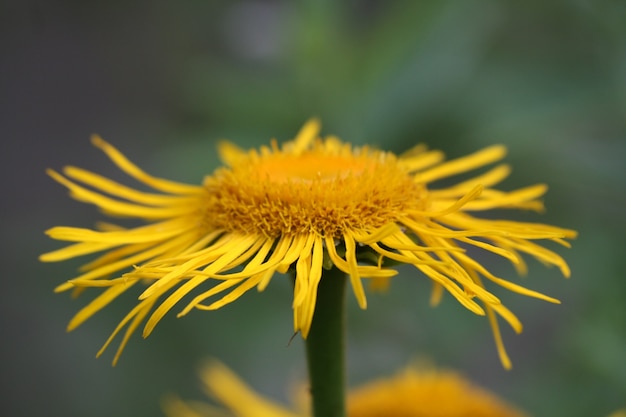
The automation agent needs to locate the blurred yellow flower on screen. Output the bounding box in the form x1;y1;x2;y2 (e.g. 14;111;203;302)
162;361;530;417
41;119;575;366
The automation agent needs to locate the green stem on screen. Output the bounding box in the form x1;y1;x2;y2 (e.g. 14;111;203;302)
305;267;347;417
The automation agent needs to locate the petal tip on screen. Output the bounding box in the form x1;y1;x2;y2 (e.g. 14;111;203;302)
90;134;105;147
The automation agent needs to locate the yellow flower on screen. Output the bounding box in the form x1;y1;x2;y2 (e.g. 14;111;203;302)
162;360;530;417
40;119;576;366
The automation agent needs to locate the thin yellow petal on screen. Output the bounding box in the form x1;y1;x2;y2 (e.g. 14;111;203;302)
292;234;316;312
343;233;367;309
289;118;320;154
140;230;226;266
401;217;507;239
47;169;197;219
323;234;366;309
109;302;153;366
201;361;300;417
429;282;444;306
369;242;451;266
494;236;572;277
293;254;311;308
138;234;255;299
69;234;195;285
296;237;324;337
451;250;559;303
356;267;398;278
351;223;403;245
323;236;391;280
388;232;501;305
256;268;278;292
78;241;156;272
415;251;501;305
491;303;523;334
417;184;484;217
278;234;310;269
377;234;465;252
219;238;268;272
486;305;512;370
68;281;137;331
416;263;486;315
456;236;521;265
63;166;199;206
94;282;173;364
429;164;511;198
45;223;191;243
91;135;201;194
54;282;77;293
179;279;244;316
491;276;559;304
398;148;445;172
292;252;311;332
384;233;491;309
415;145;507;184
217;140;246;167
202;275;264;310
211;238;277;279
459;184;548;211
40;241;117;262
442;213;577;240
142;235;259;337
162;395;228;417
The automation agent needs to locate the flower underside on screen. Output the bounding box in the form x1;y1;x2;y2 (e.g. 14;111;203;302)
40;119;576;368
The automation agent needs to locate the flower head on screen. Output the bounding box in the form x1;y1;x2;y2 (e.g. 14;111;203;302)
41;119;576;366
162;360;530;417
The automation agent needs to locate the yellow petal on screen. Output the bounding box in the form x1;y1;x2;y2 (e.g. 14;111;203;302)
430;164;511;198
200;361;300;417
63;166;199;206
68;281;137;331
217;140;246;167
415;145;507;183
288;118;320;154
486;306;512;370
91;135;201;194
344;232;367;309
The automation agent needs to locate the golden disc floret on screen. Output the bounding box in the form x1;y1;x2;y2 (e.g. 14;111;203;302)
202;138;428;238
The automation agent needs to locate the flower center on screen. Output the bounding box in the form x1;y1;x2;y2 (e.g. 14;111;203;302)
257;154;371;183
202;143;428;238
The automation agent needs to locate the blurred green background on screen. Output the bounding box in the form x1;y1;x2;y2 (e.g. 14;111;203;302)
1;1;625;416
